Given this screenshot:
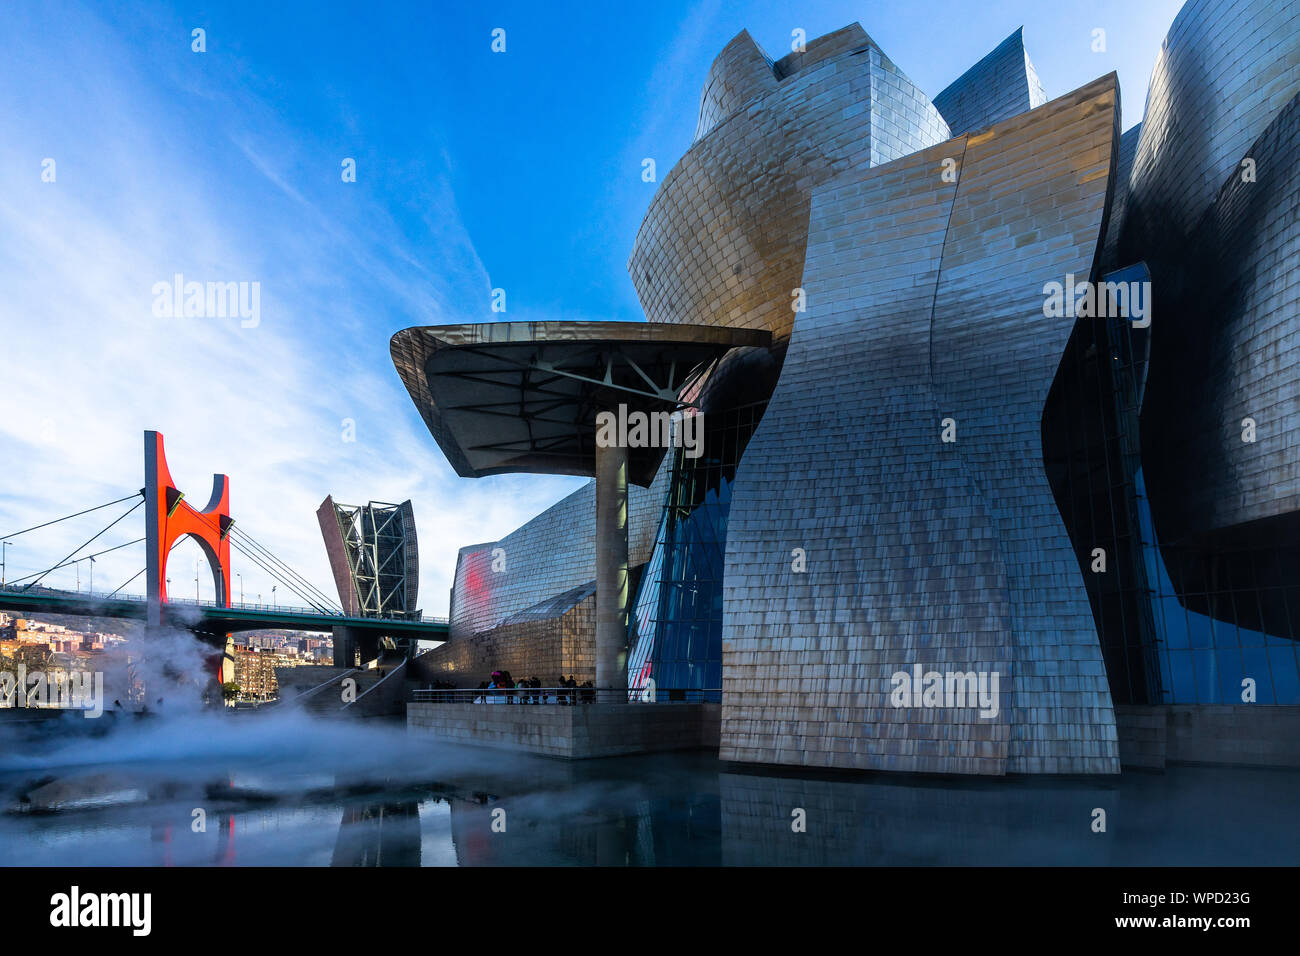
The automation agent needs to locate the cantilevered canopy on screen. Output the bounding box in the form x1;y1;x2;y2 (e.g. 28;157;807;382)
391;321;771;486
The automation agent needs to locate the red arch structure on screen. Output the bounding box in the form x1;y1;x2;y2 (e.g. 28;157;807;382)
144;430;233;626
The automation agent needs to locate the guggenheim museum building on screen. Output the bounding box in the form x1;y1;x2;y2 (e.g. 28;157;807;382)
392;0;1300;776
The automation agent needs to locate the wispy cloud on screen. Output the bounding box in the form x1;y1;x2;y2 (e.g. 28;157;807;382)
0;1;582;614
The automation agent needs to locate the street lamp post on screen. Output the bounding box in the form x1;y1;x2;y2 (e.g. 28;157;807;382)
272;585;277;609
237;572;243;606
74;555;95;592
0;540;11;587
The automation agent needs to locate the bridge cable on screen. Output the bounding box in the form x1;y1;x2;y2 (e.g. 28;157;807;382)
177;504;341;612
224;536;337;613
3;537;145;587
95;532;335;615
154;498;339;613
195;514;338;613
206;518;339;613
105;536;187;599
0;492;143;540
230;525;337;604
227;527;341;612
20;498;145;592
8;493;346;615
107;567;146;598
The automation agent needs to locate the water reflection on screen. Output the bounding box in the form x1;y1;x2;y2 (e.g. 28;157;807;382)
436;772;721;866
0;716;1294;866
333;801;422;867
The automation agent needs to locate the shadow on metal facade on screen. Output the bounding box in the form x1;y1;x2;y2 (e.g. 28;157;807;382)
424;3;1300;772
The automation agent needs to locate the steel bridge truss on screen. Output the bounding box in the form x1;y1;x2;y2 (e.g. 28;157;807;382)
328;500;418;619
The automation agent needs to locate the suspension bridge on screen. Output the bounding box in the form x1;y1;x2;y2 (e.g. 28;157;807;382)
0;431;448;664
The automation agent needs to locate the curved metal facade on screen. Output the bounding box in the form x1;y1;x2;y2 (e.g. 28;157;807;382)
721;75;1121;775
1139;93;1300;542
419;6;1300;771
1101;0;1300;697
629;25;949;344
1124;0;1300;255
1123;0;1300;544
932;27;1047;136
445;465;671;641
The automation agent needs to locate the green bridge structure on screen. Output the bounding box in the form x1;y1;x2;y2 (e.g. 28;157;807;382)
0;430;449;666
0;584;447;645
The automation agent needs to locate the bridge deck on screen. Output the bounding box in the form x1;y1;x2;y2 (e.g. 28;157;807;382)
0;586;449;638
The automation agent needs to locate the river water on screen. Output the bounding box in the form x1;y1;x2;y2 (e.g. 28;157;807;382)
1;709;1295;866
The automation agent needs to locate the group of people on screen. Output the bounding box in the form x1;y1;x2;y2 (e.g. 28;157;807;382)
473;671;596;704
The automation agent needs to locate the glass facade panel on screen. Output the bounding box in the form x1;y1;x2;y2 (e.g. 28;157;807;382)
1044;263;1300;704
627;401;766;700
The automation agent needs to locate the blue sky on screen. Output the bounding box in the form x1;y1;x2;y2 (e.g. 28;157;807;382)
0;0;1185;614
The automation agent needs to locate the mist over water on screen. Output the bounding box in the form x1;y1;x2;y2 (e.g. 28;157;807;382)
0;706;410;774
0;636;1296;866
0;697;524;866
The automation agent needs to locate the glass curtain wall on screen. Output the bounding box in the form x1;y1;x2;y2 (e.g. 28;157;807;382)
627;401;766;700
1044;263;1300;704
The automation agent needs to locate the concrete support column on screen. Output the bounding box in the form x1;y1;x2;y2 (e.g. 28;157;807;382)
594;440;629;690
332;625;360;669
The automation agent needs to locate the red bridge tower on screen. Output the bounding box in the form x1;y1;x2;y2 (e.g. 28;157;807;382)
143;430;233;627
